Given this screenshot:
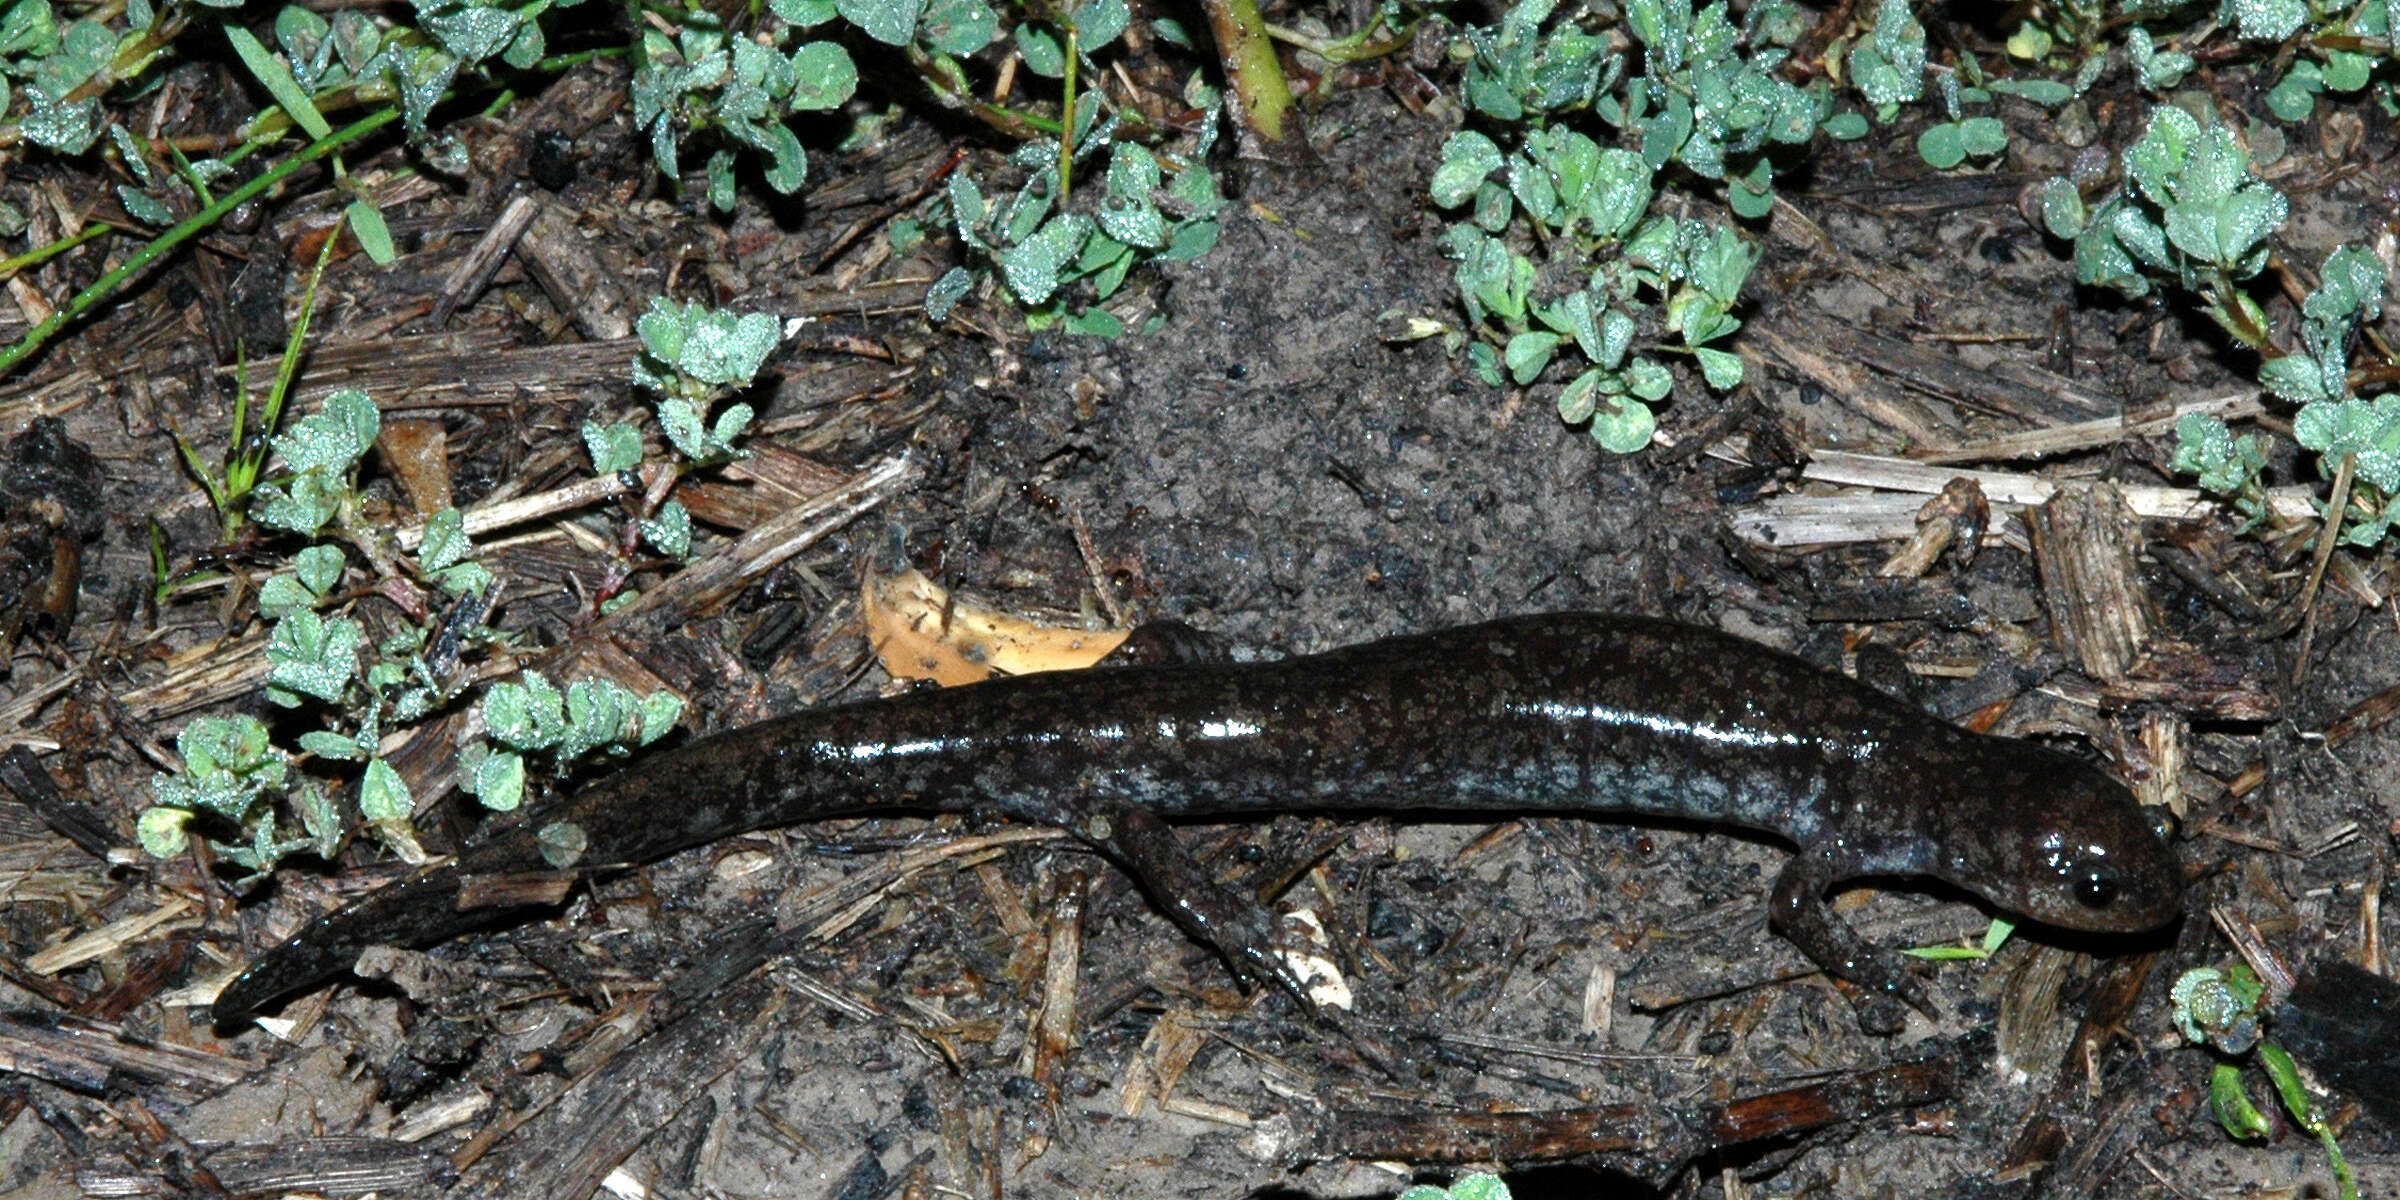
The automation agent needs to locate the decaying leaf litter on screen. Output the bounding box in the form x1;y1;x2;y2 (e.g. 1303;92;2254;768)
0;5;2393;1199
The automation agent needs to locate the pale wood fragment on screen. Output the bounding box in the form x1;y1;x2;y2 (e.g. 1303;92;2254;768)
27;895;199;974
516;196;636;341
1731;450;2317;549
2027;482;2150;683
432;192;541;329
2133;710;2190;821
1914;391;2264;464
0;1009;250;1092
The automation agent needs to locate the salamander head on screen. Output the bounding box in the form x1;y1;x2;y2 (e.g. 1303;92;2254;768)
1945;749;2182;934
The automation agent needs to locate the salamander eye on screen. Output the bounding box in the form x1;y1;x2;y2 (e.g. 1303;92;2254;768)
2074;869;2121;909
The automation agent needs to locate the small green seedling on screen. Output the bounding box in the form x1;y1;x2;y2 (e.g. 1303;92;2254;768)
1616;0;1825;218
1397;1172;1511;1200
464;671;683;815
624;297;776;465
2174;246;2393;548
930;99;1229;336
141;715;339;871
2000;0;2105;69
2124;25;2195;93
1901;916;2014;961
630;9;856;210
2039;105;2288;350
2170;411;2273;533
2254;0;2391;122
1843;0;1926;121
2171;964;2358;1200
582;298;779;564
171;219;344;542
248;388;379;539
148;349;683;875
1909;62;2020;171
1430;0;1784;453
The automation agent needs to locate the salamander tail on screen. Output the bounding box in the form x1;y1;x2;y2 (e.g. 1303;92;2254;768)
209;864;549;1028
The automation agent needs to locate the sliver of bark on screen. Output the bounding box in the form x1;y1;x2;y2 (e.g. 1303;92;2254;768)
448;972;788;1199
1303;1040;1965;1185
1995;949;2162;1189
73;1133;457;1197
1;745;117;858
0;1008;249;1094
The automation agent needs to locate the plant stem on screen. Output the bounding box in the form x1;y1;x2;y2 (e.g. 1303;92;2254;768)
903;46;1057;140
1263;18;1416;62
0;223;113;279
2289;450;2354;686
0;106;400;379
1199;0;1294;141
1059;23;1080;202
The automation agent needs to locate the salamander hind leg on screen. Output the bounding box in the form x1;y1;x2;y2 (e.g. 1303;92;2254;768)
1069;801;1411;1077
1769;852;1936;1036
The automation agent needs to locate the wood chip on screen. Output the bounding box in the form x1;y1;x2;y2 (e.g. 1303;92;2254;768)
28;895;199;974
516;196;635;341
432;192;541;329
2028;483;2150;683
0;1008;249;1092
1731;450;2316;548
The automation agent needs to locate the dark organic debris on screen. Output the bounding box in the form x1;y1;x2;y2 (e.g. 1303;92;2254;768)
0;416;103;659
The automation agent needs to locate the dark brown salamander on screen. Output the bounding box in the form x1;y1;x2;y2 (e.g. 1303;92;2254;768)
210;613;2181;1032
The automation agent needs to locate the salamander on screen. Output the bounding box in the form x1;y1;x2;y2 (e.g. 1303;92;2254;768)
209;613;2182;1033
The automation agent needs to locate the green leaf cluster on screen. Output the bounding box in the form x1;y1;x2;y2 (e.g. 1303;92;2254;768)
250;389;377;536
934;127;1227;333
2244;0;2396;120
266;606;364;708
2175;247;2398;547
2170;411;2271;531
2222;0;2308;42
1905;59;2031;171
1429;0;1801;453
144;717;292;858
2268;246;2385;409
2126;26;2195;92
1398;1174;1511;1200
1439;204;1756;453
1435;128;1652;244
149;369;698;874
2001;0;2104;68
220;0;580;144
1455;0;1613;122
0;0;159;153
151;375;536;870
1844;0;1925;113
630;298;775;463
1613;0;1825;218
464;672;682;812
2170;964;2359;1200
418;507;497;595
2042;106;2287;343
631;11;855;210
922;5;1227;334
140;714;349;872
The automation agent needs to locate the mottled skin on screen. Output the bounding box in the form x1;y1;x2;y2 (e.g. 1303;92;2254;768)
211;614;2181;1032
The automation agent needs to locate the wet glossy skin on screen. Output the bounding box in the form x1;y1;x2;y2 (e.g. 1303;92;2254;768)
210;613;2182;1031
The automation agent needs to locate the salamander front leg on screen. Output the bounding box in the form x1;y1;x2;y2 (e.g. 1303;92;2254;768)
1071;802;1409;1077
1770;851;1933;1036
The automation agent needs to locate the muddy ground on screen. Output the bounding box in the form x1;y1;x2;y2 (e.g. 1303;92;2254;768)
0;9;2397;1200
